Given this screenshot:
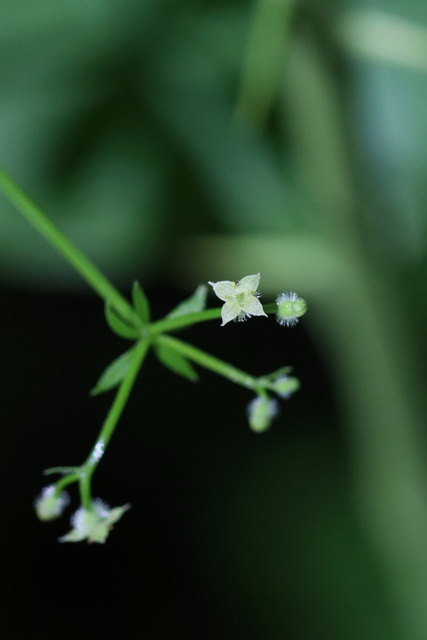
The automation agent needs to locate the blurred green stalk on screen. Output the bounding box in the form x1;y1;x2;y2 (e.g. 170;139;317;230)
236;0;297;127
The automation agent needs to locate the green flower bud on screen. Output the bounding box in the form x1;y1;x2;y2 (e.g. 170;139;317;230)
247;396;279;433
276;292;307;327
271;375;300;399
34;485;70;521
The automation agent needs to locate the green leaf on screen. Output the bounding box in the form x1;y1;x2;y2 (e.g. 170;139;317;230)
167;285;208;319
265;366;293;380
155;343;199;382
132;281;151;323
258;366;293;387
90;347;136;396
105;302;140;340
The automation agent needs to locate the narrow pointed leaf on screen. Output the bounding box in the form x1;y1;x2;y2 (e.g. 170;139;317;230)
155;343;199;382
263;366;293;381
132;281;151;323
167;285;208;319
43;466;80;476
105;301;140;340
91;347;136;395
258;366;293;388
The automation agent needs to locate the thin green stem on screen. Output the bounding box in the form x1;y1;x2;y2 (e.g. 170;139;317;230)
55;473;80;495
79;338;150;509
149;308;222;335
156;334;262;391
263;302;277;314
150;303;278;336
0;165;139;326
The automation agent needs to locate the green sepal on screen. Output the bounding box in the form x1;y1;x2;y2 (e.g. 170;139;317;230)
155;343;199;382
90;347;136;396
105;301;140;340
260;366;293;382
167;285;208;319
132;281;151;324
43;466;80;476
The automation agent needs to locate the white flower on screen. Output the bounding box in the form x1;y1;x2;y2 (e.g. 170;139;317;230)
58;499;130;544
34;484;70;521
276;292;307;327
208;273;267;326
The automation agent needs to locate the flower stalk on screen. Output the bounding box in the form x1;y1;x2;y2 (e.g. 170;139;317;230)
0;165;307;543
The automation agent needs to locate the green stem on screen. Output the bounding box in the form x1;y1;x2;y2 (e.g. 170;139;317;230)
263;302;277;314
79;338;150;509
149;308;222;335
156;334;262;391
55;473;80;495
0;165;139;326
150;303;278;336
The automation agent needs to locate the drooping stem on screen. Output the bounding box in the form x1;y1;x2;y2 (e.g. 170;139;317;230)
79;338;150;509
55;473;80;495
0;165;139;326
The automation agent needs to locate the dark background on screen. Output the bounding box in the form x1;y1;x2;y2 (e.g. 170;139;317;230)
2;0;427;638
2;286;347;640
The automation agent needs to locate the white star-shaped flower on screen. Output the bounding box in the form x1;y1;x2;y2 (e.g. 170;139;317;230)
208;273;267;326
58;499;130;544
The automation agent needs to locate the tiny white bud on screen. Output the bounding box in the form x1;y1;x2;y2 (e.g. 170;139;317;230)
34;485;70;521
271;375;300;399
247;396;279;433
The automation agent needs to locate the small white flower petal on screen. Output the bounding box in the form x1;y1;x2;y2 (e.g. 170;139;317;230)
241;296;267;317
236;273;260;294
106;505;131;526
208;280;236;301
221;300;241;325
87;523;110;543
58;529;88;543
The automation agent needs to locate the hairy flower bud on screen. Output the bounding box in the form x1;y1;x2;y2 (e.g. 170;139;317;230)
271;375;300;399
276;292;307;327
34;485;70;521
247;396;279;433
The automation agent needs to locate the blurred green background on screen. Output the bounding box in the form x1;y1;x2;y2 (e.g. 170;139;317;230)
2;0;427;638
